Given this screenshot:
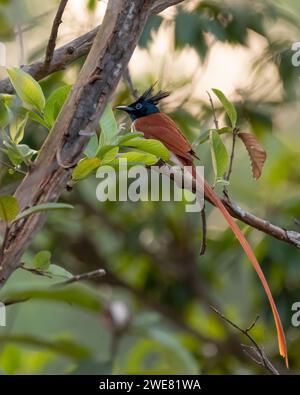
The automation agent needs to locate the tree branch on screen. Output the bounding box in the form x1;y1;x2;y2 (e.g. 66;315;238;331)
0;0;157;286
0;1;186;95
154;163;300;249
211;306;280;375
43;0;69;69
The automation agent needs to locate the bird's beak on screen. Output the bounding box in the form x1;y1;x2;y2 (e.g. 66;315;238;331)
115;105;134;113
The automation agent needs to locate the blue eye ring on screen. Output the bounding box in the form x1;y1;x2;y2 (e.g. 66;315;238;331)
135;103;143;110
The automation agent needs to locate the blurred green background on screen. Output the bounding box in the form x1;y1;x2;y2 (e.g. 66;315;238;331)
0;0;300;374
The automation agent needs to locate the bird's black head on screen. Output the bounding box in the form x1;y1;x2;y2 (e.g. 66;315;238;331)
116;86;170;120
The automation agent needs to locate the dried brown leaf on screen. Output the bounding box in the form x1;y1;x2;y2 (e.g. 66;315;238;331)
238;132;267;179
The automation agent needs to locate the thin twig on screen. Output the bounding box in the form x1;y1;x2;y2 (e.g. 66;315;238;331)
55;268;106;287
20;264;53;278
0;160;27;175
43;0;69;69
199;207;207;255
207;90;219;129
210;306;280;375
225;127;239;182
123;67;139;99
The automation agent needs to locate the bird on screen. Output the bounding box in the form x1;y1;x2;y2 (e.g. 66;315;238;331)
116;86;288;367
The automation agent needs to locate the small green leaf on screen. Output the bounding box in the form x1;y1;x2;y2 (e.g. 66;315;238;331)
16;203;73;221
195;127;232;145
47;264;73;279
210;130;229;181
72;157;101;180
10;113;28;144
33;250;51;270
99;105;118;146
44;85;71;127
0;195;19;222
0;99;9;128
110;151;158;167
28;110;49;129
212;88;237;127
114;132;144;145
121;138;170;161
101;146;119;164
0;93;16;108
84;134;99;158
7;68;45;112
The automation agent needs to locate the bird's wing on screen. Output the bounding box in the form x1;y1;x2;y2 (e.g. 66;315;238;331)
134;113;195;162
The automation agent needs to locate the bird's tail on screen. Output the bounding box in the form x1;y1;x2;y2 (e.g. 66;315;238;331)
190;165;288;367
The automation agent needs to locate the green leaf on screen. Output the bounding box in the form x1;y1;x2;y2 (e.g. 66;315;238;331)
84;134;99;158
0;99;9;128
47;264;73;279
0;195;19;222
0;335;90;360
212;88;237;127
121;138;170;161
195;127;232;145
72;157;101;180
148;328;199;374
28;110;49;129
101;146;119;164
210;129;229;181
10;113;28;144
0;93;16;108
114;131;144;145
7;68;45;112
33;251;51;270
99;105;118;146
16;203;73;221
44;85;71;127
4;285;103;312
110;151;158;167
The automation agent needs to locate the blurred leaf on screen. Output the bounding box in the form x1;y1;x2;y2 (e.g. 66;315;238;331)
47;264;73;279
71;360;113;375
212;88;237;127
210;129;228;181
0;99;9;127
72;157;101;180
16;203;73;221
238;132;267;179
33;251;51;271
7;68;45;112
175;11;207;60
3;285;103;312
0;195;19;222
121;138;170;161
0;335;90;360
0;11;14;40
195;127;232;145
44;85;71;128
139;16;163;48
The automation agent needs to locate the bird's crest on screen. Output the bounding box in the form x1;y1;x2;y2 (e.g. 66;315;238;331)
138;85;170;105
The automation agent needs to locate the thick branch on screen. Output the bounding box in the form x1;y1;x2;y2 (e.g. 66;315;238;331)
0;0;155;286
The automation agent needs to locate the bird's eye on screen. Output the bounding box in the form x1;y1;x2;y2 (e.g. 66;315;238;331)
135;103;143;110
